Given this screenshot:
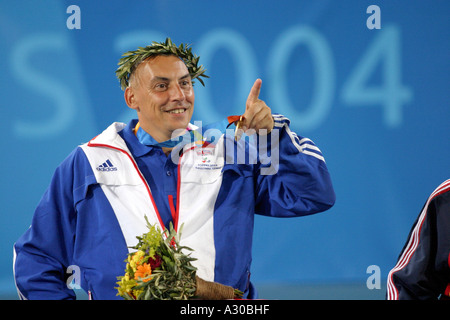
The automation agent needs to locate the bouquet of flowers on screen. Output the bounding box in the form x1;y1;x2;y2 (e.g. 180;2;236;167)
116;217;243;300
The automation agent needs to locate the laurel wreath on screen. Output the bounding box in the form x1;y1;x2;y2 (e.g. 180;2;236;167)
115;38;209;90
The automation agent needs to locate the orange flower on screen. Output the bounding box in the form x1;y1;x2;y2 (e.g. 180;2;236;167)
134;263;152;282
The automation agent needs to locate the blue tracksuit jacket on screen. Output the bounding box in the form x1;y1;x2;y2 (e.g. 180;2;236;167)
13;114;335;300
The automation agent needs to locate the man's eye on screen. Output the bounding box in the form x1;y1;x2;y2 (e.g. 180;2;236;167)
155;83;167;90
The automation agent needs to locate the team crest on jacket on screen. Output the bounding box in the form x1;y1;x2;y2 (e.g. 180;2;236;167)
191;145;223;171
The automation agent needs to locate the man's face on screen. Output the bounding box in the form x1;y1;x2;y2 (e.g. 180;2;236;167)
125;55;195;142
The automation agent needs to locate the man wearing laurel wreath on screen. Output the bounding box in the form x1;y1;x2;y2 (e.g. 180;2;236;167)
13;38;335;300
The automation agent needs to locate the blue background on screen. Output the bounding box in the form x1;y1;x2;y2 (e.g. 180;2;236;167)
1;0;449;299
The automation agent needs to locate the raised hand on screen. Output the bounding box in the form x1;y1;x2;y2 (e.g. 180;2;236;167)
241;79;274;135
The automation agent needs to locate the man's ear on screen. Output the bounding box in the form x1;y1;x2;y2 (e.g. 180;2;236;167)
124;87;139;111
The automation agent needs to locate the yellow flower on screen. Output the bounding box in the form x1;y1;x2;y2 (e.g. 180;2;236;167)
129;250;145;270
116;273;137;297
133;289;144;299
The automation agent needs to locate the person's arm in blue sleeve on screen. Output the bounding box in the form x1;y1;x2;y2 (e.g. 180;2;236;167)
254;114;335;217
13;149;83;300
239;79;334;218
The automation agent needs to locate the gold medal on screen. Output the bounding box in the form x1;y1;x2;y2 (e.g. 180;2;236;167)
234;116;244;141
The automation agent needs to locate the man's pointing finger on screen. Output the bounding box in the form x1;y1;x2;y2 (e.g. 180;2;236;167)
246;78;262;108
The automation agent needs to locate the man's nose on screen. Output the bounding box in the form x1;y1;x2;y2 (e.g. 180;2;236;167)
169;84;185;101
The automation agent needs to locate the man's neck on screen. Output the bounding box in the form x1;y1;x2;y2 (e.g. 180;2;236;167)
134;122;176;156
162;147;173;156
